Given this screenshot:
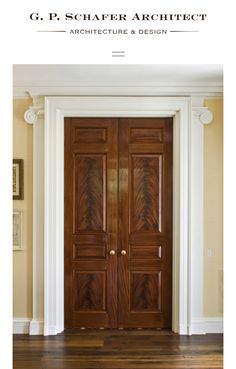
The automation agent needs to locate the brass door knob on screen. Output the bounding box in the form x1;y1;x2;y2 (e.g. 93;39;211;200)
109;250;116;255
121;250;127;255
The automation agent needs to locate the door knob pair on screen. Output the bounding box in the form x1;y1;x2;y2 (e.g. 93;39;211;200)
109;250;127;255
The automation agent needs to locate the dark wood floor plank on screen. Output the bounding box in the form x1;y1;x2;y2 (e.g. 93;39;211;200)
13;330;223;369
42;360;223;369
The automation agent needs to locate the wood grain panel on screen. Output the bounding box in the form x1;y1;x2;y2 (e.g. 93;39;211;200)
130;128;163;143
74;154;106;232
130;246;162;260
72;233;108;244
73;127;107;143
131;155;162;232
73;244;106;259
131;272;162;312
73;271;106;311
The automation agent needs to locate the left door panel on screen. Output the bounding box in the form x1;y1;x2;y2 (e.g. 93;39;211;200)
64;118;118;328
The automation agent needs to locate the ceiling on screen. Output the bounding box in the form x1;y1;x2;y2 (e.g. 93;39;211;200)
13;64;223;97
13;64;223;83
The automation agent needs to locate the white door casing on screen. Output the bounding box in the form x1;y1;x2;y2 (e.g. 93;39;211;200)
24;95;213;335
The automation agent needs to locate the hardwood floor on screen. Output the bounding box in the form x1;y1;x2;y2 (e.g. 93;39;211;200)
13;330;223;369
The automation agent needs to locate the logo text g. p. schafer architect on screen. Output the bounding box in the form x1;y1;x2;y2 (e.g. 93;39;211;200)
29;13;207;21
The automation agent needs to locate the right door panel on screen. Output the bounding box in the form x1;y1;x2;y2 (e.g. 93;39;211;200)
118;118;173;328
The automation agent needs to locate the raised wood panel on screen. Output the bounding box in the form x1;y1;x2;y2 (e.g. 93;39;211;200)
72;260;109;271
129;260;163;270
131;155;162;232
73;127;107;144
73;244;106;259
74;154;106;233
72;233;108;244
73;271;106;311
129;233;166;244
130;245;162;260
130;128;163;143
130;272;162;312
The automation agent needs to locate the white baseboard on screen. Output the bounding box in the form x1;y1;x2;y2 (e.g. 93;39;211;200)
178;324;189;335
29;319;44;335
204;317;224;333
189;317;223;334
44;325;61;336
13;318;44;335
13;318;30;334
13;317;223;335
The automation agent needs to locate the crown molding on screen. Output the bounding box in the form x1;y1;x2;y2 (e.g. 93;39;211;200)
13;81;223;99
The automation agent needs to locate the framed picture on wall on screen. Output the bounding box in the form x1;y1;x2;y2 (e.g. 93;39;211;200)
13;159;24;200
13;210;23;250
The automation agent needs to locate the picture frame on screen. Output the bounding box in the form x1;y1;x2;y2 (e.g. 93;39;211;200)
13;210;23;250
13;159;24;200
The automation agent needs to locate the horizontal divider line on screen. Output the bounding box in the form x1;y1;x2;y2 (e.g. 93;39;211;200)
37;30;66;32
170;30;199;33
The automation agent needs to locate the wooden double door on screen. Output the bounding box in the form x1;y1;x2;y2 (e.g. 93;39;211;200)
64;118;173;329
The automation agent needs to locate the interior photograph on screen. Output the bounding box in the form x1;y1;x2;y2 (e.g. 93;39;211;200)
12;64;223;368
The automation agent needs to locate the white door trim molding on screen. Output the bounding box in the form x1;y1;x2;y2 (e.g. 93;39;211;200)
25;95;214;335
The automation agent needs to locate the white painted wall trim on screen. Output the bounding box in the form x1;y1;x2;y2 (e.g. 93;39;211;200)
44;96;210;336
29;319;44;335
14;316;223;334
189;318;223;334
13;318;44;335
24;95;214;336
205;318;224;333
13;318;30;334
24;106;45;336
14;81;223;99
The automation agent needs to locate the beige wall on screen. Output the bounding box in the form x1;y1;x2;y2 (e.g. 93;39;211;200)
204;99;223;317
13;98;33;318
13;97;223;319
